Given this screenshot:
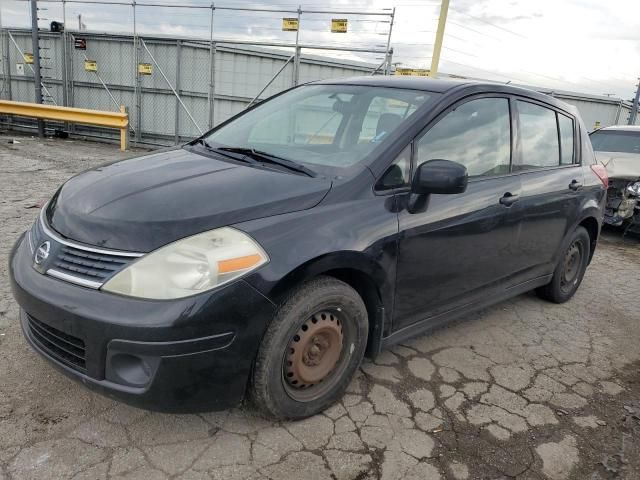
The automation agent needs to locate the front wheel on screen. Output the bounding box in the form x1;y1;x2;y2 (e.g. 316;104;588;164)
250;276;368;420
536;226;591;303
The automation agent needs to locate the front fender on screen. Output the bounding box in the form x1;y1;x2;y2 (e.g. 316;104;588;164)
262;250;391;305
235;195;399;322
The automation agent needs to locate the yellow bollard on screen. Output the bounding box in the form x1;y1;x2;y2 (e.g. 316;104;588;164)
120;106;129;151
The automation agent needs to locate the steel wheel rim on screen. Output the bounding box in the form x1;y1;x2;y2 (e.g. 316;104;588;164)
561;240;582;291
282;309;347;402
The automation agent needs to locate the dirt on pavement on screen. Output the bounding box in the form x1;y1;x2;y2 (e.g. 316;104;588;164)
0;132;639;480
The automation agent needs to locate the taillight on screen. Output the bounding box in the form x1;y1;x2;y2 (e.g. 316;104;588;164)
591;164;608;188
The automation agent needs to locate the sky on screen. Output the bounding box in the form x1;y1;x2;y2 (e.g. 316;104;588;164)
2;0;639;99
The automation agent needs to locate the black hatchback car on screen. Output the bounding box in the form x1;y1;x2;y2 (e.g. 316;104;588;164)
10;77;607;419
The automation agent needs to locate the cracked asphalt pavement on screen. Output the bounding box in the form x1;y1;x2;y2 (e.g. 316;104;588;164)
1;133;639;480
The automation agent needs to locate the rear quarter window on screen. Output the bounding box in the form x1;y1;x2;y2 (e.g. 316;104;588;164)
558;114;575;165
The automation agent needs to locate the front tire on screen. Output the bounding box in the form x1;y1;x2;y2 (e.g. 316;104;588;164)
536;226;591;303
250;276;368;420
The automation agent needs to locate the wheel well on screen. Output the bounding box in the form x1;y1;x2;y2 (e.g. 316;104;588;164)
578;216;599;262
322;268;385;358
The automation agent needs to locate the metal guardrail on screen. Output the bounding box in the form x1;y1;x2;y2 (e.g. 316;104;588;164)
0;100;129;150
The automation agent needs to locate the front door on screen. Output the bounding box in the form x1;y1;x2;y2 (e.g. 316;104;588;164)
393;96;523;331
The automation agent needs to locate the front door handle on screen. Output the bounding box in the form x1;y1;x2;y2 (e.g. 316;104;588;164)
499;192;520;207
569;179;583;191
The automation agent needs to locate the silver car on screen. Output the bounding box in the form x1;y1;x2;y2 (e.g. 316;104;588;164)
591;125;640;233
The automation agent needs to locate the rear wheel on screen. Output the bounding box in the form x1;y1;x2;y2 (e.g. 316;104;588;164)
536;226;590;303
250;276;368;419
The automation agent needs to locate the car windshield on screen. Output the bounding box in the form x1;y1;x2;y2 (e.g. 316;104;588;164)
590;130;640;154
202;84;432;171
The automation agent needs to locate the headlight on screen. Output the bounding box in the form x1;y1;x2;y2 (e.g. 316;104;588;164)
102;227;268;299
626;181;640;196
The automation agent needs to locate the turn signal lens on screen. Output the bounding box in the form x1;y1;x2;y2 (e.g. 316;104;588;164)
102;227;268;299
217;254;263;274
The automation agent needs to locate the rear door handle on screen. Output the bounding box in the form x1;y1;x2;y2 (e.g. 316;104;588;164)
569;180;583;191
499;192;520;207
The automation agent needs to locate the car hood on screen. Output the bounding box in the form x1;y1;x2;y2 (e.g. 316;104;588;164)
47;147;332;252
596;151;640;181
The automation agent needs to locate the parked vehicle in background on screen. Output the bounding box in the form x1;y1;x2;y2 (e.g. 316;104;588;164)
590;125;640;234
10;77;606;419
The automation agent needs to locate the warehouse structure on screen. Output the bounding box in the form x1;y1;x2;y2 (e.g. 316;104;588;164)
1;27;638;146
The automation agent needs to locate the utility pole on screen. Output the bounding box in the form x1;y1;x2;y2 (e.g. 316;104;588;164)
429;0;449;78
30;0;44;136
629;78;640;125
78;14;82;31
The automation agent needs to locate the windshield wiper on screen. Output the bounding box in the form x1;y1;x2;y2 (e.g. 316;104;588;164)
192;139;259;164
219;147;316;177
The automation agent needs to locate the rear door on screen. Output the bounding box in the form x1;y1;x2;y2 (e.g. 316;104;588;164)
393;95;523;331
511;99;584;280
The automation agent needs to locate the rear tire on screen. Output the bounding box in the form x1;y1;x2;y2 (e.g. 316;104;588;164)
536;226;590;304
250;276;368;420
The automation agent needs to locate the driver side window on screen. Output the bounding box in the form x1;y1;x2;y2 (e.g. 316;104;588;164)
416;97;512;178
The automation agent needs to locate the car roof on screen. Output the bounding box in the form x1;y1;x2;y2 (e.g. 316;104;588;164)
312;76;578;114
597;125;640;132
313;75;471;93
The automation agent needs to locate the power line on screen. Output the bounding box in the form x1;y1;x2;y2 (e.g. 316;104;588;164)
449;8;529;39
439;58;533;84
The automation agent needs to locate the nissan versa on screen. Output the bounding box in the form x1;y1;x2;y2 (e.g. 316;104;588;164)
9;77;607;419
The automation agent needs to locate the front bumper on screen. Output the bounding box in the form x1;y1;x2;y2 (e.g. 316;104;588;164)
9;233;277;412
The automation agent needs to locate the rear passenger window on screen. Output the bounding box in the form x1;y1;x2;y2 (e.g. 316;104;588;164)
516;101;559;170
558;113;575;165
416;97;511;178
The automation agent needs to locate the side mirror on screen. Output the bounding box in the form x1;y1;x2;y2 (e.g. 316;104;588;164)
411;159;468;195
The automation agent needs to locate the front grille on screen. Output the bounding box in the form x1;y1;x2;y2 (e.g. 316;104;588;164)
26;314;87;372
51;245;133;284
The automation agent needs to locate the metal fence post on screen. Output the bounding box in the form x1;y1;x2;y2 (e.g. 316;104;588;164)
292;5;301;86
1;27;11;102
208;3;215;129
67;29;74;133
0;19;13;129
30;0;45;136
384;7;395;75
60;1;68;106
133;1;142;143
0;8;5;101
174;39;181;144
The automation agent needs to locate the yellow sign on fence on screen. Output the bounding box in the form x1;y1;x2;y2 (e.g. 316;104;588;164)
138;63;153;75
331;19;348;33
282;18;299;31
24;53;34;64
395;68;430;76
84;59;97;72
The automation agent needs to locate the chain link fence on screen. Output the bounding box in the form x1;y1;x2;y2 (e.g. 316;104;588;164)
0;2;395;146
